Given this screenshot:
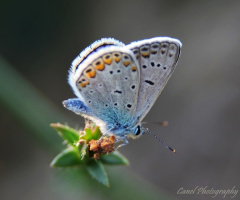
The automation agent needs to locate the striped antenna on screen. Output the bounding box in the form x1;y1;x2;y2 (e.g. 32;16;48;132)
144;128;176;153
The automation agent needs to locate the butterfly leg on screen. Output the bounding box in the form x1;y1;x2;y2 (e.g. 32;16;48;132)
98;127;114;141
115;136;129;149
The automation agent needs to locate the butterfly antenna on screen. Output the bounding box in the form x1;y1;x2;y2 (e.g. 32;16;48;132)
142;121;169;127
144;128;176;153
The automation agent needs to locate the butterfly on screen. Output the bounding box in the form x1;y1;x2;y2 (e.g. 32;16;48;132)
63;37;182;150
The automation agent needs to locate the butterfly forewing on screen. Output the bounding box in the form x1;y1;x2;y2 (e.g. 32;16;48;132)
127;37;181;122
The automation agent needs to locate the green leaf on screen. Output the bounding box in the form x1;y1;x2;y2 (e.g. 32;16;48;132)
51;123;79;145
77;140;87;160
91;126;102;140
51;147;81;167
81;126;101;142
101;151;129;165
86;160;109;187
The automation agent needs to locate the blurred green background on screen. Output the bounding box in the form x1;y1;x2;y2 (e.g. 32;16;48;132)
1;1;240;200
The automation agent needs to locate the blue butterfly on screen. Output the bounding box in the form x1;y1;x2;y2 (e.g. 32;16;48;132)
63;37;181;150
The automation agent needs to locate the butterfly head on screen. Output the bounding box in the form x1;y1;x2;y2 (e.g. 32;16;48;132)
134;125;144;136
125;124;145;139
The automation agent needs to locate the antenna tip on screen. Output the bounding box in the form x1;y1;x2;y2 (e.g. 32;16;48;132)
160;121;169;127
169;147;177;153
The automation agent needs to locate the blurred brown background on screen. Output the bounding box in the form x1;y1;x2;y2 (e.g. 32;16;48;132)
1;1;240;200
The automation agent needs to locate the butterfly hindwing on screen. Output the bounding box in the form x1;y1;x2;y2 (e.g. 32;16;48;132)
127;37;182;122
68;44;140;133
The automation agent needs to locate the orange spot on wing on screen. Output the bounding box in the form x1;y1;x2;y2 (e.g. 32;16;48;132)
88;71;96;78
85;70;96;78
78;76;89;88
151;50;157;54
141;52;150;57
131;66;137;71
113;52;121;63
80;81;89;87
94;59;105;71
80;83;86;87
84;66;96;78
103;54;112;65
123;61;130;66
90;71;95;78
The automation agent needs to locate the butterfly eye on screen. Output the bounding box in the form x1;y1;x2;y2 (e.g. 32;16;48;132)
135;125;141;136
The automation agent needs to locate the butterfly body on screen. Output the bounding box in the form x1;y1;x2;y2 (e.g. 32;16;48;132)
64;37;181;142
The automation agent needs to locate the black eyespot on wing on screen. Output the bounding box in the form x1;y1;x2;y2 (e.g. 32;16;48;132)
127;104;132;108
151;62;155;67
145;80;154;85
133;49;139;54
142;47;149;51
132;48;139;58
114;90;122;94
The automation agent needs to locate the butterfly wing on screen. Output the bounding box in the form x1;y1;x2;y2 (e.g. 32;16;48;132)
127;37;182;122
68;41;140;134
